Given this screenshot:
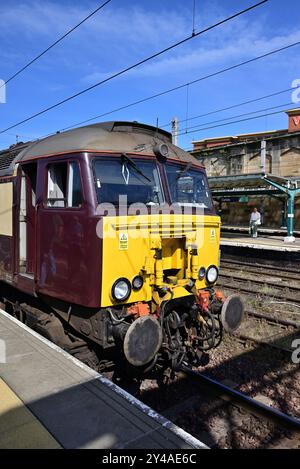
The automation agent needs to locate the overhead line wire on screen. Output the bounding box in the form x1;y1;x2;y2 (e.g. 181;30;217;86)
0;0;113;89
0;1;268;135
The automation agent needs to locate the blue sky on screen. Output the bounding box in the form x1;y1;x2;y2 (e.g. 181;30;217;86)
0;0;299;150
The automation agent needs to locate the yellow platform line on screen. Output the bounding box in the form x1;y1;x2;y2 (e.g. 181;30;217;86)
0;378;61;449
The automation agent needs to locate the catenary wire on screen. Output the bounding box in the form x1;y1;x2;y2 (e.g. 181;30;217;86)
0;0;113;89
0;1;268;135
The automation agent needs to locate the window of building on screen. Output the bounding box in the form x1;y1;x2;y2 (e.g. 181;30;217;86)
47;161;83;208
230;157;243;175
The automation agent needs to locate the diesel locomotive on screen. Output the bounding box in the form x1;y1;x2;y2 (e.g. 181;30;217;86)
0;121;243;373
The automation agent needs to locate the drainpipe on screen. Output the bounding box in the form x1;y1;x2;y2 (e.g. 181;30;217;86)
260;140;266;174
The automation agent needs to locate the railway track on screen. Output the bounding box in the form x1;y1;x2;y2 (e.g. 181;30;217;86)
220;258;300;279
232;331;294;355
219;270;300;292
233;309;300;356
143;305;300;447
143;310;300;447
218;274;300;303
246;310;300;328
180;366;300;434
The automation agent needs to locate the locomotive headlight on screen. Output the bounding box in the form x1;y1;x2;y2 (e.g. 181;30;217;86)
112;278;131;301
198;267;206;280
206;265;219;284
132;275;144;291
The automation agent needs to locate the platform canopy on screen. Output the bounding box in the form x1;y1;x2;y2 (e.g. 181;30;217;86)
209;173;300;241
209;173;299;197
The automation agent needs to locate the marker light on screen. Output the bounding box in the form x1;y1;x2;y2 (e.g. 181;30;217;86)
132;275;144;291
198;267;206;280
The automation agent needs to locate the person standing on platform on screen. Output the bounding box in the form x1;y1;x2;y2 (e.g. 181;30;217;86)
249;207;261;238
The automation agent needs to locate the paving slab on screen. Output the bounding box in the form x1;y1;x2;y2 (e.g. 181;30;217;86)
0;310;207;449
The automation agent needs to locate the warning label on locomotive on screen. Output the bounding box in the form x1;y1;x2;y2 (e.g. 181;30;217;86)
119;232;129;250
210;229;216;243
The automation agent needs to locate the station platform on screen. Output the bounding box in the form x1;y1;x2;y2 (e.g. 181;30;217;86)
220;232;300;264
221;232;300;252
0;310;206;449
221;224;300;238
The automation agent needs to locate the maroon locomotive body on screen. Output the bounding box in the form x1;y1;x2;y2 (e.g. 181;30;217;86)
0;121;243;372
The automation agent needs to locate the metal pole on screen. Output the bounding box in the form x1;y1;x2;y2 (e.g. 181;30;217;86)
285;192;296;242
171;117;179;146
281;198;286;229
262;176;298;243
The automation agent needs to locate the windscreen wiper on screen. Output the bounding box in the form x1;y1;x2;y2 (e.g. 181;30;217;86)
121;153;152;183
176;162;192;179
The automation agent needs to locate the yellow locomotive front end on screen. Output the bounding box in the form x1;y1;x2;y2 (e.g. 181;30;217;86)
101;213;221;306
94;149;244;372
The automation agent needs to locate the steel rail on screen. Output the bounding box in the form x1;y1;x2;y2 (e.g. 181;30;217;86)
217;278;300;304
232;331;294;355
220;262;300;282
221;258;299;275
219;271;300;292
246;310;300;328
180;366;300;432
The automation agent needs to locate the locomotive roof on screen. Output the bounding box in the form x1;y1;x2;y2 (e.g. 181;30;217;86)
0;121;202;177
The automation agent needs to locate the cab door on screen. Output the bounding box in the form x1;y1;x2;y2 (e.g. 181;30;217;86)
35;158;91;305
18;163;37;277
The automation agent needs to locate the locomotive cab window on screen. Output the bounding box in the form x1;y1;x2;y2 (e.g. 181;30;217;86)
93;157;163;206
68;161;83;207
165;164;213;209
47;161;83;208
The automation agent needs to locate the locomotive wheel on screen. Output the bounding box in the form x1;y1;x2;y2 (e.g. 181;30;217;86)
71;344;100;370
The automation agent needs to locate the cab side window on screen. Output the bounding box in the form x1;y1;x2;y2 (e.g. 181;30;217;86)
47;161;83;208
68;162;83;207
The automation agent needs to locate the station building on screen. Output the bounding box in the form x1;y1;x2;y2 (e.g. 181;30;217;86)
191;109;300;229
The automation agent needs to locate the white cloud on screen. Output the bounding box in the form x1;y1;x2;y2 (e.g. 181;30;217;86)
129;29;300;78
0;1;191;74
0;1;298;94
80;24;300;85
0;1;187;44
0;2;80;38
